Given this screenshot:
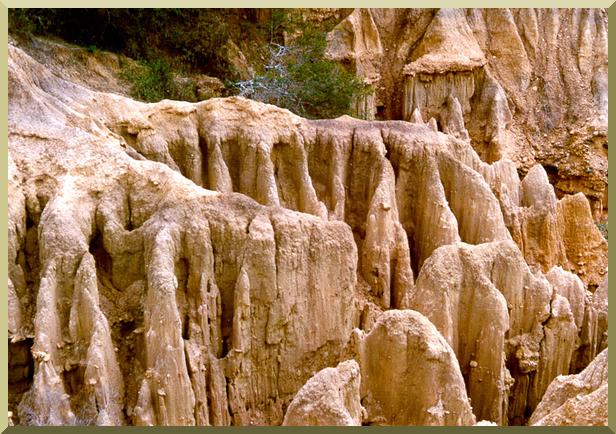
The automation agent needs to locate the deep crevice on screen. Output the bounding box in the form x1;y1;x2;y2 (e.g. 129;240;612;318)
88;226;144;425
225;379;235;425
88;233;112;279
8;337;34;425
220;139;242;193
304;134;334;213
271;141;301;212
199;135;210;189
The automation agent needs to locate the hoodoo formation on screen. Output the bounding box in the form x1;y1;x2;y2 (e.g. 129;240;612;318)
7;8;608;426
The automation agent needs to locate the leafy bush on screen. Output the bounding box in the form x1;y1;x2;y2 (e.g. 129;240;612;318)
120;59;197;103
233;28;369;119
7;9;37;37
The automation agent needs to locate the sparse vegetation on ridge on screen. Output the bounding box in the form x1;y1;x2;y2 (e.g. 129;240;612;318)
8;8;368;117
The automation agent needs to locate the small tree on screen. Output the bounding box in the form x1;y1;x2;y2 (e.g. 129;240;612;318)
233;28;369;119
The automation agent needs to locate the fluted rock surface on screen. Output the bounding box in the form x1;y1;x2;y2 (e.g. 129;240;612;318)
592;277;608;356
530;348;608;426
8;29;607;427
9;44;359;426
326;8;608;219
407;240;599;425
282;360;363;426
352;310;476;426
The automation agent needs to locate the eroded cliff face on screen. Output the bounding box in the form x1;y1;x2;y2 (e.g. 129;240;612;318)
326;8;608;221
7;18;608;427
9;44;359;426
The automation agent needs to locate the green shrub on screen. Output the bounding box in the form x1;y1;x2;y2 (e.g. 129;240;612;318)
120;59;172;102
120;59;197;103
233;28;369;119
8;9;36;37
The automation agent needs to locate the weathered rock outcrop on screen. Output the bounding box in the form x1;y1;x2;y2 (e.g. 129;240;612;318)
532;383;608;426
592;277;608;356
8;30;607;427
9;44;359;426
530;348;608;426
327;8;608;219
401;8;485;140
408;240;604;425
326;8;382;120
409;242;512;425
352;310;476;426
484;163;607;289
282;360;363;426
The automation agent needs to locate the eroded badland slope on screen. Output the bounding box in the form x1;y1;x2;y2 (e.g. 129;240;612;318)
7;8;608;426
